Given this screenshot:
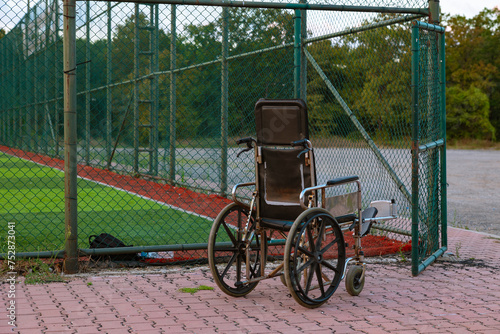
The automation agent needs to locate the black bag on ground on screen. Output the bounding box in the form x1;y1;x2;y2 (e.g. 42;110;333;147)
89;233;138;261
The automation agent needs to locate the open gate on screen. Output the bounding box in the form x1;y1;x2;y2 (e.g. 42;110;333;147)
411;20;447;275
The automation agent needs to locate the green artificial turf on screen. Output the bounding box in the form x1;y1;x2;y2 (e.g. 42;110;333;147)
0;153;213;253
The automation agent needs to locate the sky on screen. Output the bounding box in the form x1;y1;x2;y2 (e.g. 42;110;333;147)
1;0;499;33
440;0;498;17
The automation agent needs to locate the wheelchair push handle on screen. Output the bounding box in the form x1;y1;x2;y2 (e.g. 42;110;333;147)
236;137;256;157
291;139;308;147
291;139;312;158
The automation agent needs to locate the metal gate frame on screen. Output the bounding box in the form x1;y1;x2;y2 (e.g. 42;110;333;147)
411;20;447;276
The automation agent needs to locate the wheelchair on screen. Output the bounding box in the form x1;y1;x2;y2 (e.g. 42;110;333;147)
208;99;397;308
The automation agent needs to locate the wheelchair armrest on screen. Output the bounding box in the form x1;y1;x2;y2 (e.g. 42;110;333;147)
231;182;256;209
326;176;359;186
299;176;361;210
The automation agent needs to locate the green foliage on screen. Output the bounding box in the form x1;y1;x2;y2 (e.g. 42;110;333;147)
444;7;500;140
446;85;495;140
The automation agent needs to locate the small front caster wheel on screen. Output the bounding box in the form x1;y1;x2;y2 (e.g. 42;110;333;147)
345;265;365;296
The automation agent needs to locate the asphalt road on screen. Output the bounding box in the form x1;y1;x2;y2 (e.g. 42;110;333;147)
447;149;500;236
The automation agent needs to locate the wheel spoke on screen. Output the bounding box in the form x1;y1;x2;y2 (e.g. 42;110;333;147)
306;224;316;253
304;261;316;294
297;245;314;258
315;218;326;250
221;252;237;278
221;221;238;245
320;235;341;254
236;251;242;282
296;257;314;274
320;260;340;274
315;264;325;296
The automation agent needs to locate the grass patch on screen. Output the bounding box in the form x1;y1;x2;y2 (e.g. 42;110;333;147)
0;258;65;284
0;153;213;253
179;285;214;294
447;138;500;150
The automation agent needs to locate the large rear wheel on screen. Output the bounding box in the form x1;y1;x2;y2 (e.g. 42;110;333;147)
284;208;346;308
208;203;266;297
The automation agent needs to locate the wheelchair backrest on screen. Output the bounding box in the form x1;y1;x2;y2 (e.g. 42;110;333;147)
255;99;308;146
254;99;314;221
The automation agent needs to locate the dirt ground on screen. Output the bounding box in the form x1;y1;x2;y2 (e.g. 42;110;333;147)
447;149;500;236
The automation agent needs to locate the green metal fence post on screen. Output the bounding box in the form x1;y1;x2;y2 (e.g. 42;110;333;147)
220;7;229;196
169;4;177;184
300;2;307;102
55;0;61;157
133;4;140;174
429;0;440;24
34;4;39;153
411;22;420;277
43;0;50;154
9;37;15;147
25;2;31;151
63;0;78;274
7;38;12;146
439;31;447;249
16;32;21;148
151;4;160;176
85;1;91;164
107;2;113;165
293;9;301;99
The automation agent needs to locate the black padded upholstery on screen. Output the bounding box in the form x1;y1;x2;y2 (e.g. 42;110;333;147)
260;218;294;231
257;147;313;221
255;99;308;146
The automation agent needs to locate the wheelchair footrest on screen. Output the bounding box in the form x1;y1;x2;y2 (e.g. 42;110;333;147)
349;207;378;237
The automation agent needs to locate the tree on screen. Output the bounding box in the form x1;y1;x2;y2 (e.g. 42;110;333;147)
446;85;495;140
443;8;500;140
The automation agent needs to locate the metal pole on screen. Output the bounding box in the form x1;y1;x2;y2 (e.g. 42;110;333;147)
439;31;447;249
169;4;177;184
106;2;113;165
63;0;78;274
34;4;39;153
25;1;31;151
151;4;160;175
17;31;22;148
220;7;229;196
428;0;440;24
293;9;301;99
80;0;429;15
300;1;307;102
55;0;61;156
44;0;50;154
133;4;140;174
11;36;17;147
85;1;91;165
411;22;420;277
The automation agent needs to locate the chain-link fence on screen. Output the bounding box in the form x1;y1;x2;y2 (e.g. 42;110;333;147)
0;0;445;275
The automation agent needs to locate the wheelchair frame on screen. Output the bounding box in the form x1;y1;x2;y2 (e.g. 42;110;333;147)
208;100;397;308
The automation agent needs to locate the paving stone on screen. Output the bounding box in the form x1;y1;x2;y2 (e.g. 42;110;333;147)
6;228;500;333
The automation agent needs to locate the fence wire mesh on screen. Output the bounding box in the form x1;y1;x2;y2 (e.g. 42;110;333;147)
0;0;442;267
413;24;446;273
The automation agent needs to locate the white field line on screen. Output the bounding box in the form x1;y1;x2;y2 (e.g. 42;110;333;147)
1;150;214;222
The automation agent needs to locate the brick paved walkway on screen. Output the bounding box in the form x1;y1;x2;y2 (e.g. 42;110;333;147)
2;227;499;334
